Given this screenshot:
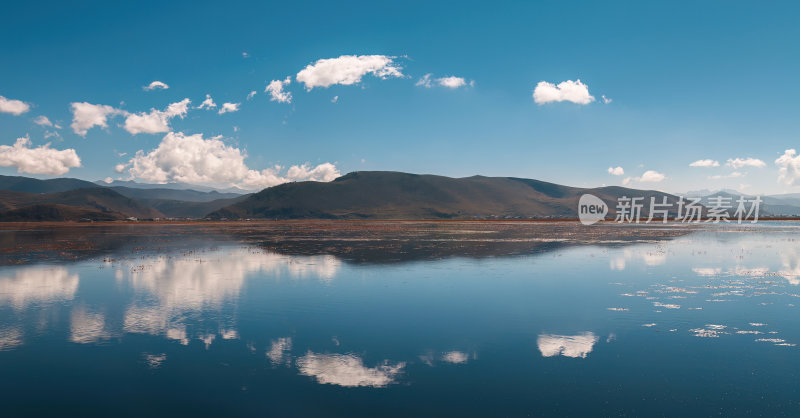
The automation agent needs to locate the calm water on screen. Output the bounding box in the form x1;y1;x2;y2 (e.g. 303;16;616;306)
1;223;800;416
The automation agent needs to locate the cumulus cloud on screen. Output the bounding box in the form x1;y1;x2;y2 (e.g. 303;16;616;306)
776;149;800;186
218;102;240;114
690;159;720;167
0;95;31;115
70;102;125;136
197;94;216;110
265;77;292;103
246;90;257;100
726;157;766;169
601;95;612;104
608;166;624;176
622;170;665;185
416;74;470;89
533;79;595;105
123;98;190;134
118;131;340;189
436;76;468;89
0;136;81;175
143;81;169;91
296;55;403;90
286;162;341;182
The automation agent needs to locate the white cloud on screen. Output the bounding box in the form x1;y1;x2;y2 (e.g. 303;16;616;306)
537;333;599;358
726;157;765;169
33;115;53;127
123;98;190;134
690;159;720;167
70;102;125;136
533;79;595;105
436;76;467;89
608;166;624;176
416;74;470;89
103;177;113;184
246;90;257;100
776;149;800;186
622;170;665;186
265;77;292;103
197;94;216;109
296;55;403;90
143;81;169;91
0;136;81;175
0;95;31;115
415;73;432;88
242;52;250;58
286;162;341;182
331;95;338;103
601;95;612;104
119;131;340;189
218;102;240;114
296;352;405;387
709;171;744;180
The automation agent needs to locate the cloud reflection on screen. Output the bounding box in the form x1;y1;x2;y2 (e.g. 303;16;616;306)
296;351;405;387
0;327;22;351
120;247;342;346
537;332;599;358
0;266;79;309
70;306;109;344
267;337;293;366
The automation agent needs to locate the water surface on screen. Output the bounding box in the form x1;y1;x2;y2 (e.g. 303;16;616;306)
1;222;799;416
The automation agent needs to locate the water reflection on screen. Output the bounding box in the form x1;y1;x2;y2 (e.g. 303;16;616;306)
779;247;800;285
537;333;599;358
0;326;22;351
119;248;341;346
296;351;406;388
70;306;110;344
0;266;79;309
2;224;800;415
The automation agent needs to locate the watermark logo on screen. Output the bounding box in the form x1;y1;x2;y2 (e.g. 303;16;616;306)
578;194;608;225
578;194;762;225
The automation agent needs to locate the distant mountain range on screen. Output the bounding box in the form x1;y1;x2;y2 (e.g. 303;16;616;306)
207;171;687;220
0;175;248;221
1;172;800;221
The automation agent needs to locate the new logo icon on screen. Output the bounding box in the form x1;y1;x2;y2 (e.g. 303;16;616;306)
578;194;608;225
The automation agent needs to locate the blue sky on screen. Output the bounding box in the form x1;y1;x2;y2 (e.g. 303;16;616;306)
1;0;799;194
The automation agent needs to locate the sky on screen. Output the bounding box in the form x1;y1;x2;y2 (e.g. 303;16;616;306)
1;0;799;194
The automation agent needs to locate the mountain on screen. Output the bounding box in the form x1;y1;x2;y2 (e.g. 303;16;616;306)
135;195;250;218
98;179;248;194
0;174;249;220
207;171;686;220
0;175;99;193
109;186;244;202
0;188;163;220
697;192;800;217
0;204;126;222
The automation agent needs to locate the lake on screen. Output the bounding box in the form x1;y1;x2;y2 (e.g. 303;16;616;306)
0;221;799;416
